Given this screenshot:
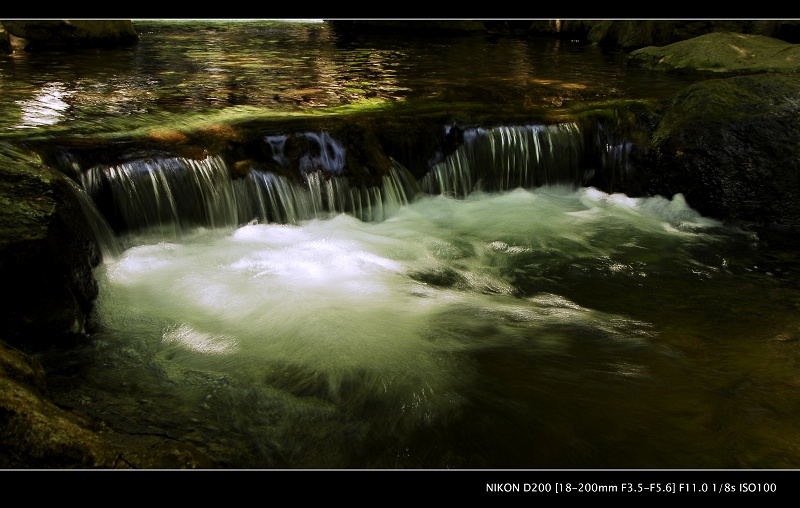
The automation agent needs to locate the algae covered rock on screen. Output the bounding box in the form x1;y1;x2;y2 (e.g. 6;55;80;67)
588;20;800;50
641;73;800;229
0;337;217;469
0;338;125;468
628;32;800;76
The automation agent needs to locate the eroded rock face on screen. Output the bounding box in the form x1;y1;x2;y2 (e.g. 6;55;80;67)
0;20;139;51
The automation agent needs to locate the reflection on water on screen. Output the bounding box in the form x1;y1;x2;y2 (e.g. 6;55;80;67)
41;187;800;469
0;20;699;132
16;82;72;128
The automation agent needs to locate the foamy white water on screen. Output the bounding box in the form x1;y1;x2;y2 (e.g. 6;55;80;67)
92;187;727;410
78;185;800;468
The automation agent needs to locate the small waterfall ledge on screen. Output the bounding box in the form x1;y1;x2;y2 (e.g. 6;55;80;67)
68;120;635;240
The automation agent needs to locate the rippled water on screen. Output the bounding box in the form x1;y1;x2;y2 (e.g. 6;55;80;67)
6;21;800;470
0;20;698;132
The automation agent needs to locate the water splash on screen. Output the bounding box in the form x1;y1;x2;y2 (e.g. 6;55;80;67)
62;176;122;262
84;185;752;469
94;186;728;389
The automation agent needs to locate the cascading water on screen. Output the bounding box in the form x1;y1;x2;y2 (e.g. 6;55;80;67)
79;129;421;239
6;19;798;476
43;121;800;469
419;123;596;197
81;156;240;237
77;122;628;237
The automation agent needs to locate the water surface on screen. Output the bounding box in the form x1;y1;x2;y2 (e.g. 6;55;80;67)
5;20;799;470
0;20;698;132
44;186;800;469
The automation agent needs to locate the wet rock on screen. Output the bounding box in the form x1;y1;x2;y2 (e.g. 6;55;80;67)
640;73;800;230
0;338;216;468
587;20;800;50
0;24;10;54
0;338;124;468
0;20;139;51
0;144;100;350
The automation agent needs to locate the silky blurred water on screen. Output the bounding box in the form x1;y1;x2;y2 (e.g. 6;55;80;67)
41;186;800;469
8;21;800;469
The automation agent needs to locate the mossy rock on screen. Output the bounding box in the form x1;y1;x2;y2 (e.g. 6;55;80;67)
0;145;101;348
642;73;800;229
0;338;216;468
628;32;800;76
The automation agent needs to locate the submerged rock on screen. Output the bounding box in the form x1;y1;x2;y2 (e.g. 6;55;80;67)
0;338;216;468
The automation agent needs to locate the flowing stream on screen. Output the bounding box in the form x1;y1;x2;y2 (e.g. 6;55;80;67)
4;20;800;469
48;179;800;469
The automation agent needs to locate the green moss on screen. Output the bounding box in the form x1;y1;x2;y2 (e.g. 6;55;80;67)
628;32;800;76
651;75;794;145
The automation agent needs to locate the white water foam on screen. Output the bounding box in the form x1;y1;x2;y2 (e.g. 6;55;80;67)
91;186;725;409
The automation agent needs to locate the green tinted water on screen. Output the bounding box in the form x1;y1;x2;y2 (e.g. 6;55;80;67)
6;21;799;469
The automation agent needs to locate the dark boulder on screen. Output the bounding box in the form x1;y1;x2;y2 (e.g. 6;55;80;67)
587;20;800;50
640;73;800;230
0;20;139;51
0;144;100;350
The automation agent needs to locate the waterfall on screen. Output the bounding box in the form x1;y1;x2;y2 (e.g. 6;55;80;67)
419;123;593;198
75;122;628;237
80;152;413;237
239;161;412;224
61;175;122;261
81;155;240;237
